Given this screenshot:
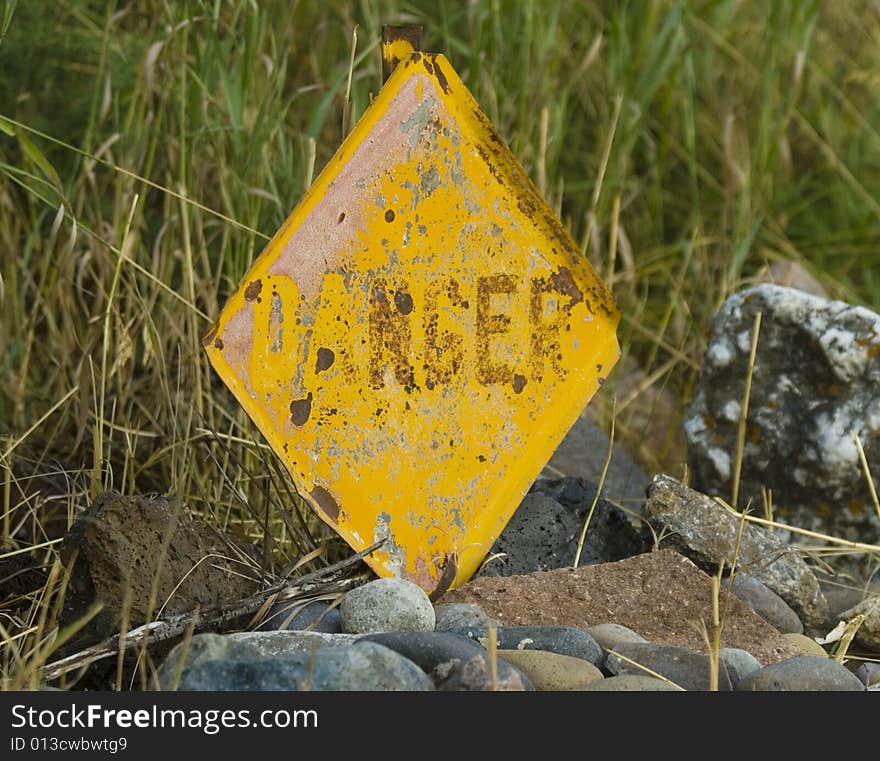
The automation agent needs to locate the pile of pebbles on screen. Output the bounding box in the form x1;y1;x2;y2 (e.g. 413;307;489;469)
158;578;875;691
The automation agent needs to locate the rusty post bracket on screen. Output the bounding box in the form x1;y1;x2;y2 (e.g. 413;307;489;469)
382;24;423;83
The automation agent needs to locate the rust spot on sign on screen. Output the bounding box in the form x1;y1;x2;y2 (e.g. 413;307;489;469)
290;393;313;426
315;347;335;373
310;484;340;522
244;279;263;302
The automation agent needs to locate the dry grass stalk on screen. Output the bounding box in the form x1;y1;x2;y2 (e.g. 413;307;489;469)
731;311;762;509
606;649;686;691
573;397;616;569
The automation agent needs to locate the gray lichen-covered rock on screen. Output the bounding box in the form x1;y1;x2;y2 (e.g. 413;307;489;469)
481;478;648;576
340;577;435;633
684;284;880;544
645;475;828;627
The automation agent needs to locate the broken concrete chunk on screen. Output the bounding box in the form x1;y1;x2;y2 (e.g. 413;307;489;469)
645;475;828;627
684;284;880;547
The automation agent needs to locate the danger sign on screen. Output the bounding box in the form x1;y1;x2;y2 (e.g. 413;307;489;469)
204;51;620;597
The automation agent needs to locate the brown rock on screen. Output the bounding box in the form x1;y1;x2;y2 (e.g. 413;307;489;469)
60;491;262;646
442;550;799;665
780;632;829;658
497;650;603;690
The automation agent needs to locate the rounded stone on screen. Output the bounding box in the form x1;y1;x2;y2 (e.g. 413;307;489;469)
359;631;533;690
719;648;762;681
855;661;880;689
310;642;435;690
839;595;880;652
497;649;603;690
605;642;739;691
172;642;434;691
723;575;804;634
454;625;603;665
341;578;435;634
258;600;342;633
585;623;648;653
581;674;682;691
736;656;865;691
781;633;829;658
158;631;360;686
434;602;499;632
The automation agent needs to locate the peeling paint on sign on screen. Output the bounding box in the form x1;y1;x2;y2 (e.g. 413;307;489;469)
203;52;621;598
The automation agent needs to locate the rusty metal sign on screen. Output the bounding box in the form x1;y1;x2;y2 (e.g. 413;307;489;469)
203;50;620;598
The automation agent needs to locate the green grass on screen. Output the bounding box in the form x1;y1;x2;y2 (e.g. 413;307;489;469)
2;0;880;686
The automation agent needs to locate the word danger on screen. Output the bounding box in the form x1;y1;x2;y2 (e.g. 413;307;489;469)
253;267;590;401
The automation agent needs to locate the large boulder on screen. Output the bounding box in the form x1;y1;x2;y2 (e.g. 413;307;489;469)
684;284;880;545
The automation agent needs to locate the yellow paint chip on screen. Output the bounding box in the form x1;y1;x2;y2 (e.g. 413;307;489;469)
204;52;620;597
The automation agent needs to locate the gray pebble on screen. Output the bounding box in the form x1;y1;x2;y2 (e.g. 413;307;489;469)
159;631;359;685
585;623;648;653
719;648;762;680
723;575;803;634
606;642;740;691
454;625;603;666
736;656;865;691
855;662;880;689
359;631;533;691
341;578;435;634
258;599;342;633
172;642;434;691
580;674;682;691
434;602;499;631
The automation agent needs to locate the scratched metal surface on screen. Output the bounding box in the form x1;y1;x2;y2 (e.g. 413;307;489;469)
203;53;621;598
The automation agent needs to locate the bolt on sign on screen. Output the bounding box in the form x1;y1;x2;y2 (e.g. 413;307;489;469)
203;42;620;598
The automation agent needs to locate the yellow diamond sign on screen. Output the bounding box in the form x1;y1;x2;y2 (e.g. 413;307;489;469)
204;52;620;598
